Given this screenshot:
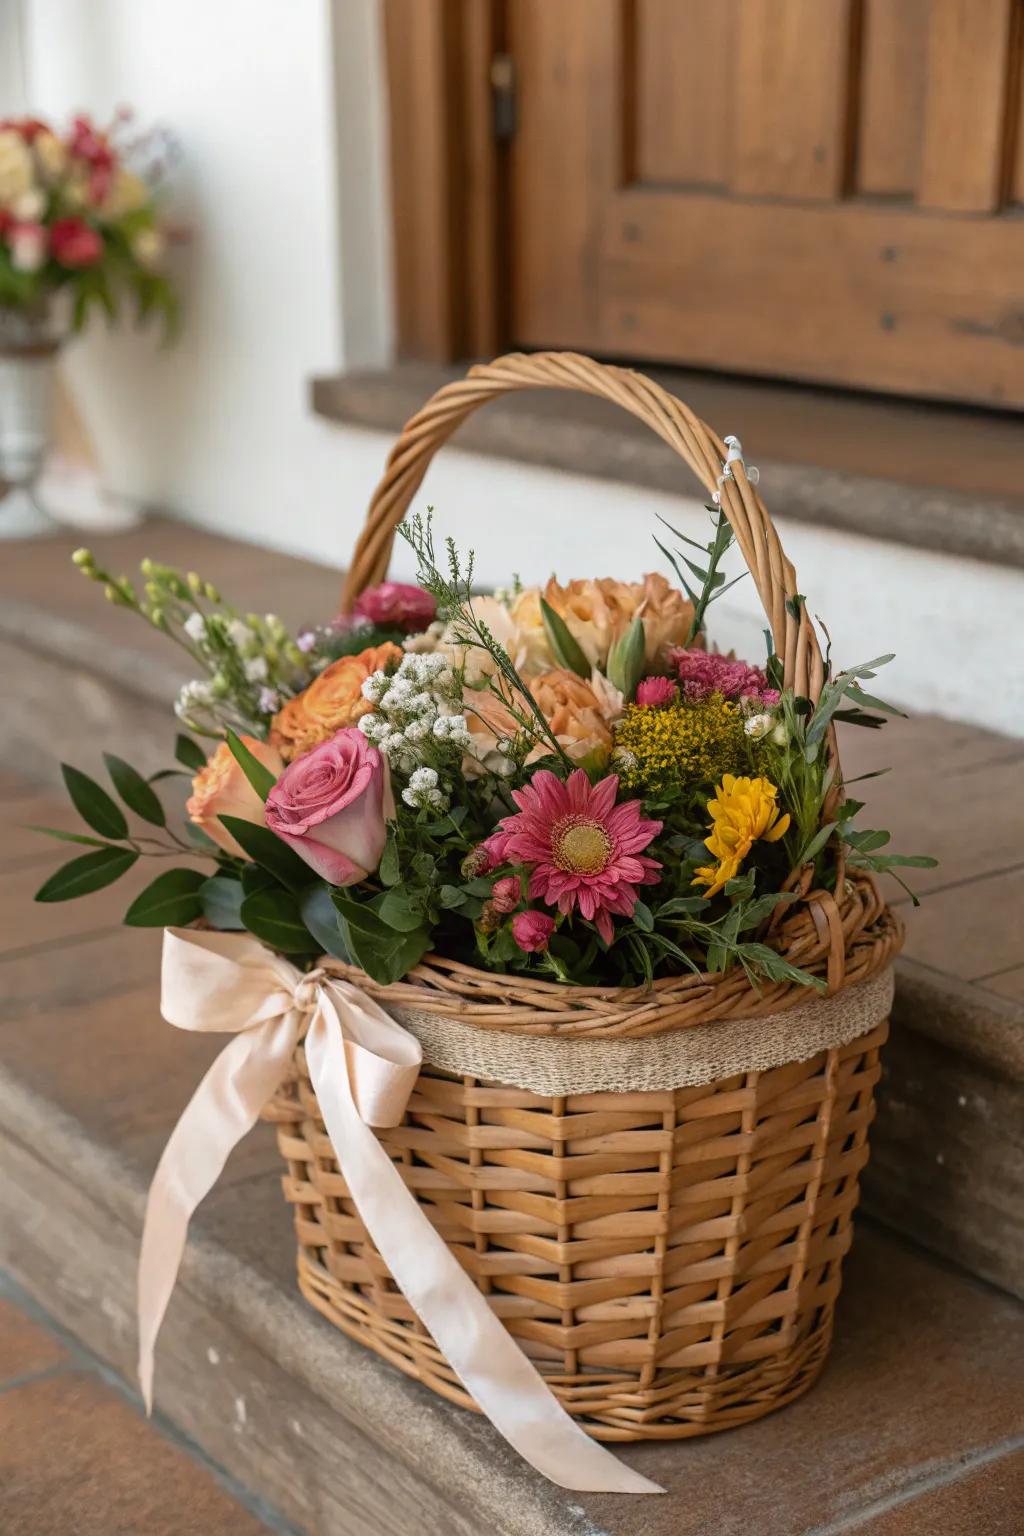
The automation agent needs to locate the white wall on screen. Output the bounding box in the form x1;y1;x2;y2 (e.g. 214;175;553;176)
17;0;1024;736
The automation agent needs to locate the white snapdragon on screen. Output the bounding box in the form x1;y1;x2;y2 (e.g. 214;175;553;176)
227;618;254;650
174;678;214;720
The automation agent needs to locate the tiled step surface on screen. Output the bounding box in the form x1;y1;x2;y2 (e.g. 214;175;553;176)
1;521;1022;1300
0;1279;284;1536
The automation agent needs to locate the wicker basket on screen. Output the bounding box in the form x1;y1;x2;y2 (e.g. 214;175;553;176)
264;353;902;1442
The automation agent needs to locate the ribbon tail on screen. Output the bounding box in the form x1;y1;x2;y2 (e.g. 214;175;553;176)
138;1015;297;1413
305;1002;664;1496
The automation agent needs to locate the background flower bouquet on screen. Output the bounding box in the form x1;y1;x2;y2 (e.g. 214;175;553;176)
0;110;177;334
27;354;934;1473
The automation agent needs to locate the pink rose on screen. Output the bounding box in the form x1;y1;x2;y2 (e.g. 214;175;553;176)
353;581;436;633
264;728;392;885
635;676;678;708
50;217;104;269
491;875;522;914
512;910;555;954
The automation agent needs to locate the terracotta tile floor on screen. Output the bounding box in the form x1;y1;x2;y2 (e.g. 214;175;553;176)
0;1275;287;1536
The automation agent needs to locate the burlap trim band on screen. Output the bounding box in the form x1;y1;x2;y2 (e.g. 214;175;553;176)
390;967;895;1095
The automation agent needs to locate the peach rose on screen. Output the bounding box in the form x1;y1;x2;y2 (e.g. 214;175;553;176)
532;668;614;755
636;572;698;668
269;642;402;761
540;577;642;670
187;736;284;859
463;685;523;776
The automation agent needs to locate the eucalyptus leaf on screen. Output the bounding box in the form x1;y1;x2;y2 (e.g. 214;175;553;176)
300;883;352;961
124;867;206;927
240;887;316;953
34;846;138;903
61;764;129;841
175;734;207;772
200;874;246;930
104;753;166;826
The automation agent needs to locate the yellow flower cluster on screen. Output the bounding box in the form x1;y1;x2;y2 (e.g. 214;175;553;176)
694;774;791;897
613;695;745;794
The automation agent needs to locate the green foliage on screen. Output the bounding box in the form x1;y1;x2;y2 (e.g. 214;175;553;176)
124;868;206;926
200;875;246;930
540;598;590;678
35;846;138;903
239;887;315;954
225;730;278;801
217;815;309;892
104;753;166;826
654;507;745;645
61;764;128;840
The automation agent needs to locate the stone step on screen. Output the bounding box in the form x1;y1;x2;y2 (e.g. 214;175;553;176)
1;523;1022;1298
2;901;1022;1535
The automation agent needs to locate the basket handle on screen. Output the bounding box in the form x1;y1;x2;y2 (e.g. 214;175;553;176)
343;351;827;703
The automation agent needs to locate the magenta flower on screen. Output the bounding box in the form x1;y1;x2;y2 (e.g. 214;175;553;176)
353;581;436;633
488;769;662;944
636;675;679;708
512;910;556;953
669;648;777;705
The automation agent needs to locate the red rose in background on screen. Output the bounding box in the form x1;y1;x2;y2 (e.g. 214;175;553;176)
50;218;104;269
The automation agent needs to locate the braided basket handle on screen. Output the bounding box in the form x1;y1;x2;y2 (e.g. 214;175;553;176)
343;351;828;703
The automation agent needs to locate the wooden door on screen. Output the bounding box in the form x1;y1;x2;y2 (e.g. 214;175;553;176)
509;0;1024;407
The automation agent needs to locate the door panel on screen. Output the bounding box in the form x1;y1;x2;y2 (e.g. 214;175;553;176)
509;0;1024;406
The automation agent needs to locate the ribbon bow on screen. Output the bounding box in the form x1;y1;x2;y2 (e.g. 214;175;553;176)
139;928;662;1496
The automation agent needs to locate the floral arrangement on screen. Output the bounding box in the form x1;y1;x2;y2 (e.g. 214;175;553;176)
32;509;934;991
0;111;177;333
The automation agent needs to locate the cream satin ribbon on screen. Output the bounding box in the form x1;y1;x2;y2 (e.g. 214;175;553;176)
139;928;663;1496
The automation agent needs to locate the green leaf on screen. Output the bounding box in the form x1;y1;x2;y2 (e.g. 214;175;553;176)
632;900;654;933
299;883;352;961
606;615;646;701
124;867;206;926
798;822;838;866
34;846;138;903
239;887;315;953
200;875;246;930
225;730;278;802
655;895;711;917
438;884;467;909
332;891;432;984
24;824;117;851
378;829;401;887
848;852;938;870
104;753;166;826
844;827;891;854
540;598;590;678
218;815;310;892
375;888;429;932
175;734;207;772
61;764;129;840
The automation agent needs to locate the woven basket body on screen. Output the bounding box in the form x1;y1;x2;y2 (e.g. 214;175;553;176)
266;353;900;1440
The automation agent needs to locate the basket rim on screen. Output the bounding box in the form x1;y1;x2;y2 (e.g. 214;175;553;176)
316;870;903;1039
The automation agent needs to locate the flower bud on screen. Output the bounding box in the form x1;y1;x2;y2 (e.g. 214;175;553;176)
187;571;203;593
71;547;93;568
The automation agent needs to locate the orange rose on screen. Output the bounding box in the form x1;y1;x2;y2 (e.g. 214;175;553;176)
269;642;402;761
532;667;615;760
541;578;634;670
187;736;284;859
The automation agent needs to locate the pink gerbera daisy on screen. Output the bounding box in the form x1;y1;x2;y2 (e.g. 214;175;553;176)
484;769;662;944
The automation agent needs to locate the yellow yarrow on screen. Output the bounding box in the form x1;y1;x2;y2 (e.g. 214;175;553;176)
694;774;791;897
613;695;745;794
